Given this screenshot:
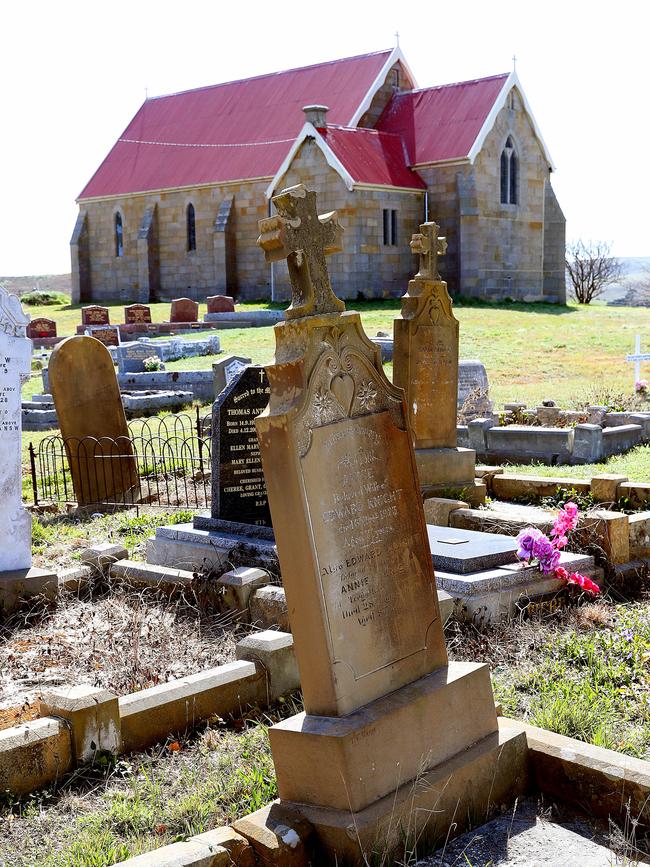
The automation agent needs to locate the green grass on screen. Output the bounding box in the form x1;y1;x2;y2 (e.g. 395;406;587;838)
503;444;650;483
490;601;650;758
24;297;650;410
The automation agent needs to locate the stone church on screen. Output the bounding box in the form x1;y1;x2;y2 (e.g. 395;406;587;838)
71;47;565;305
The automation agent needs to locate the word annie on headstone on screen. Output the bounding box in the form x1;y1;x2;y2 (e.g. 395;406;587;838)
81;305;110;326
212;365;271;526
124;304;152;324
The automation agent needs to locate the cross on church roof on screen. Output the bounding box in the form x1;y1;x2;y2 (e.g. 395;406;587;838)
257;185;345;320
409;221;447;280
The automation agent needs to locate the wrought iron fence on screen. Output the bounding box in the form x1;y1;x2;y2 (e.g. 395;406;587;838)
29;410;213;510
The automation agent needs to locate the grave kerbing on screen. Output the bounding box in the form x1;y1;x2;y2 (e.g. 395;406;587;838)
393;220;484;502
252;186;523;862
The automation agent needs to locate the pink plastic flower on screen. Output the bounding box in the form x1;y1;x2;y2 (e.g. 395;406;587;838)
554;566;601;595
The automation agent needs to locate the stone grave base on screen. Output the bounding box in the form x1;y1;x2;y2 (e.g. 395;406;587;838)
0;566;59;615
264;718;529;866
416;446;485;503
270;662;496;813
147;518;277;573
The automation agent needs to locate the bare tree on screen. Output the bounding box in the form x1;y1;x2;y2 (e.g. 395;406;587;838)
565;240;623;304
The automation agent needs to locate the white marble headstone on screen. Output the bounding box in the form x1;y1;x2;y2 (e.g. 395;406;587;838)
0;286;32;571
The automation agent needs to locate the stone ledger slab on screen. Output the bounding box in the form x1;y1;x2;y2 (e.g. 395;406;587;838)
427;526;518;573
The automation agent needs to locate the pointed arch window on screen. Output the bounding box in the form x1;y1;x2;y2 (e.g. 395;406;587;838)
186;203;196;252
500;136;517;205
115;212;124;257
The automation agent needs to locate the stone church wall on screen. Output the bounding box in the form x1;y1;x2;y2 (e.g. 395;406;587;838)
266;138;424;302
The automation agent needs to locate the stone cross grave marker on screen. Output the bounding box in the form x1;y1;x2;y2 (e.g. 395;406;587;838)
627;334;650;385
210;365;271;526
256;187;448;716
49;336;139;505
212;354;252;397
409;220;448;280
254;187;501;862
394;221;458;449
257;183;345;319
0;287;32;571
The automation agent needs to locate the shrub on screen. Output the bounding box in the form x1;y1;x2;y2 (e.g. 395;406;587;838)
21;290;70;306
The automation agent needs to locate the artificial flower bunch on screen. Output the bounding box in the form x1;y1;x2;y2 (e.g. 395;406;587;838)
516;502;600;595
635;379;648;394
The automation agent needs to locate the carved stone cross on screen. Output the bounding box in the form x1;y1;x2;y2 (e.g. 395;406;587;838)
409;221;447;280
257;184;345;320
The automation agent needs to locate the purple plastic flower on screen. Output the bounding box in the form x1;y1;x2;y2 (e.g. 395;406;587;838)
516;527;545;562
532;535;561;574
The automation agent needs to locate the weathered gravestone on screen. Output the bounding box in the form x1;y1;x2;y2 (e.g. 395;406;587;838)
124;303;152;324
117;342;164;374
212;354;252;397
49;336;139;505
206;294;235;313
393;221;481;501
169;298;199;323
81;305;110;326
208;365;271;526
247;186;521;862
0;287;57;610
85;325;121;347
27;317;57;339
458;359;492;416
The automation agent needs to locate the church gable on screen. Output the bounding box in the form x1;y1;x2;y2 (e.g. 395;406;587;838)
357;60;416;129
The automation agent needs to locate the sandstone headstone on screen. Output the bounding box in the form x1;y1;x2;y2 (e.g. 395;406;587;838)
393;222;478;496
254;186;507;864
85;325;120;347
81;305;109;326
49;336;139;505
0;288;32;570
212;354;252;397
256;187;447;715
124;303;152;324
169;298;199;323
27;318;57;339
212;365;271;526
207;294;236;313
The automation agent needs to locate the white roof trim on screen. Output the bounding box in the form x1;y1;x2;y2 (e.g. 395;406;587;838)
347;46;419;128
466;71;555;170
265;123;355;199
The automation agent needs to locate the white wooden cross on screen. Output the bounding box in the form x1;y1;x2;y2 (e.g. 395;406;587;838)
627;334;650;385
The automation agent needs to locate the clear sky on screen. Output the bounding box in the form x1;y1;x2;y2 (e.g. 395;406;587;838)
2;0;648;276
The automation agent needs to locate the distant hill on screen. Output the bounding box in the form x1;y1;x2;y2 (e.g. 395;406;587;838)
600;257;650;301
0;274;71;296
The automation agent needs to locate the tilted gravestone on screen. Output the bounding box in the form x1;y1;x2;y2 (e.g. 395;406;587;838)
124;303;152;324
212;354;252;397
393;221;478;498
169;298;199;323
49;336;139;505
210;365;271;526
0;286;58;610
247;185;515;862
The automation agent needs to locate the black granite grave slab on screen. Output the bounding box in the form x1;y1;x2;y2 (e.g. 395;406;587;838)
427;526;518;574
206;364;271;527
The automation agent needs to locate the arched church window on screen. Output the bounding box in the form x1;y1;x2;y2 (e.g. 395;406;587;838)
115;212;124;257
187;203;196;252
500;136;518;205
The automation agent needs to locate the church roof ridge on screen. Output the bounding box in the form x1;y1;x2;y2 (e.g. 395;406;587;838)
394;71;510;97
146;49;394;102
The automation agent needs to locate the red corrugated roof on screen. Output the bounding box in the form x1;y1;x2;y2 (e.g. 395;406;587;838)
78;50;392;199
319;127;426;189
377;73;509;164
